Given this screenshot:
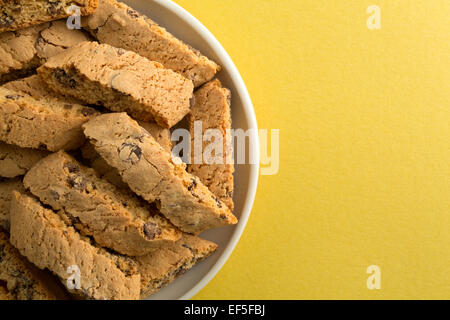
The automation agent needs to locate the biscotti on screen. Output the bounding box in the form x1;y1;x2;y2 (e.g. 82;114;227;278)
24;151;181;256
0;86;99;151
3;75;83;105
83;113;237;234
188;80;234;210
9;191;141;300
0;0;98;32
81;121;172;189
81;142;129;189
84;0;219;87
0;229;68;300
0;142;49;178
139;121;172;153
38;41;194;128
0;178;25;231
0;20;91;84
137;234;217;298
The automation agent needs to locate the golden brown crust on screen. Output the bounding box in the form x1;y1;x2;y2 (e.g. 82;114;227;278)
0;178;25;231
81;121;172;190
84;0;219;87
38;41;194;128
0;142;49;178
0;21;92;84
0;0;98;32
9;191;141;300
23;151;181;256
188;80;234;210
83;113;237;234
0;86;99;151
0;229;68;300
136;234;218;298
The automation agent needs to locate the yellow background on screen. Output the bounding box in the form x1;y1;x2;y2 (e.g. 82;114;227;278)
174;0;450;299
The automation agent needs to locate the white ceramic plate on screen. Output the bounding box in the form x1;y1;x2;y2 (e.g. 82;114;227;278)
120;0;259;300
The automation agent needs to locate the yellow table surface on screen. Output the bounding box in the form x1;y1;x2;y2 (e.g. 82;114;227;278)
174;0;450;299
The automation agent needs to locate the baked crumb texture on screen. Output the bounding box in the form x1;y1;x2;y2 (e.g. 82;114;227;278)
83;113;237;234
23;151;181;256
0;178;25;231
0;228;69;300
85;0;219;87
188;80;235;210
38;41;194;128
0;0;229;300
0;86;99;151
137;233;218;298
9;191;141;300
0;20;92;84
0;0;98;32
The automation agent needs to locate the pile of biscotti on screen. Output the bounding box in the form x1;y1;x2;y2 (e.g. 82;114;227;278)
0;0;236;300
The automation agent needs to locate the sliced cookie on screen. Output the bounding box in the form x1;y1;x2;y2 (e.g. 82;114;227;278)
38;41;194;128
83;113;238;234
0;0;98;32
81;142;129;190
0;229;69;300
0;86;99;151
9;191;141;300
84;0;219;87
81;121;172;189
188;80;234;210
23;151;181;257
0;142;50;178
137;234;217;298
0;178;25;231
3;75;83;105
0;20;91;84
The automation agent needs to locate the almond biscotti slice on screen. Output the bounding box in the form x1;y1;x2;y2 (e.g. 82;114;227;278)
0;20;92;84
83;113;238;234
137;234;217;298
0;229;69;300
0;0;98;32
23;151;181;257
9;191;141;300
0;87;98;151
0;142;49;178
38;41;194;128
3;75;83;105
0;178;25;231
81;121;172;189
188;80;234;210
84;0;220;87
80;142;129;190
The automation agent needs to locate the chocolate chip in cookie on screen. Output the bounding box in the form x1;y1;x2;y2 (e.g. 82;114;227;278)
81;107;97;117
5;94;23;100
118;143;142;165
126;8;141;19
187;178;197;191
46;1;62;15
67;174;87;190
53;69;77;89
49;190;60;201
143;222;161;240
0;13;14;27
64;162;79;173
